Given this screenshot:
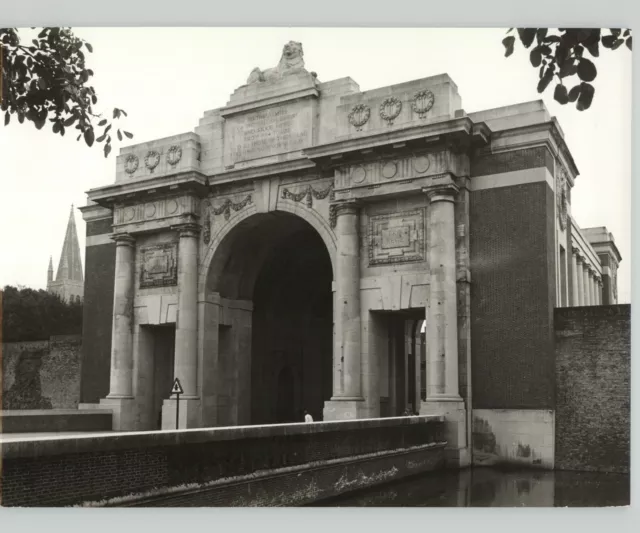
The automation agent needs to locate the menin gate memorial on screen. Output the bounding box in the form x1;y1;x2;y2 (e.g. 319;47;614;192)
80;42;621;468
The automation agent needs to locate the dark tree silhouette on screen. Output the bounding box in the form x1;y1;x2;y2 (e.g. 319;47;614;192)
503;28;632;111
1;285;83;342
1;27;132;157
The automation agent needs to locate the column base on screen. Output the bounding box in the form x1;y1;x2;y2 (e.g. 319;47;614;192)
97;397;137;431
162;397;201;430
323;398;366;421
420;398;468;467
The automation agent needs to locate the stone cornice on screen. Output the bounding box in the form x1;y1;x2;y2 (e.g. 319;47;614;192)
220;86;319;117
208;158;316;187
483;120;579;185
304;117;490;164
78;203;113;222
87;171;207;207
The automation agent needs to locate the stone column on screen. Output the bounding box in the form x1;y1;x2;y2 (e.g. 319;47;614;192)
324;201;363;420
420;183;466;465
571;248;581;306
107;233;136;398
162;223;201;429
575;253;584;306
175;224;200;396
588;270;595;306
598;279;603;304
99;233;137;430
423;185;461;401
582;262;591;306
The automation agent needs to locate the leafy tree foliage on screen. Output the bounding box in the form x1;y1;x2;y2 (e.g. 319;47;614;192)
0;27;132;157
502;28;632;111
1;285;83;342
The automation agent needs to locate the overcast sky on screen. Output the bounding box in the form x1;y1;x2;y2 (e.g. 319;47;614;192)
0;28;631;302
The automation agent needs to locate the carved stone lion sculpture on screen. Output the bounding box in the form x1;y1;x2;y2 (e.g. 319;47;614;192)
247;41;315;84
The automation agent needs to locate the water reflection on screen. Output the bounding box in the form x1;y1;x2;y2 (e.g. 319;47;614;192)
318;468;630;507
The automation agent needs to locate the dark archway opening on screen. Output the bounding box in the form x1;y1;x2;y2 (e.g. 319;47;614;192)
207;211;333;426
250;223;333;424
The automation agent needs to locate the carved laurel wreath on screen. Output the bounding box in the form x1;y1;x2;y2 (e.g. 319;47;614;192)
379;97;402;126
348;104;371;131
145;150;161;172
556;166;568;231
167;145;182;166
124;154;139;175
411;89;435;118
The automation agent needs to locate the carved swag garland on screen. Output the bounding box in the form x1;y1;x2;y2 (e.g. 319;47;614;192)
280;182;337;228
202;194;253;244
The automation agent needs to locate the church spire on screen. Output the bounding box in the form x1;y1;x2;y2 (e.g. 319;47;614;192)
55;204;84;283
47;255;54;285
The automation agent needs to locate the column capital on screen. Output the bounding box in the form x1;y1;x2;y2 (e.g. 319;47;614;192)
575;253;583;264
571;246;580;255
422;183;459;203
333;199;360;217
173;223;201;238
111;233;135;247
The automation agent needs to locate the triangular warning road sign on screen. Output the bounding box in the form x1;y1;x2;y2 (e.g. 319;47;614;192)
171;377;184;395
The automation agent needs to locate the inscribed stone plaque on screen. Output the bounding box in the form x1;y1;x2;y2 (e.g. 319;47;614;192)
381;226;410;249
369;210;425;266
140;242;178;288
224;101;313;165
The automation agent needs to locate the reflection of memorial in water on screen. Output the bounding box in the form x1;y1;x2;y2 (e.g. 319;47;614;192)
317;468;630;507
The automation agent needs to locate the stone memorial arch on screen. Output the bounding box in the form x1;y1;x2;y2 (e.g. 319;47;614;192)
80;41;620;468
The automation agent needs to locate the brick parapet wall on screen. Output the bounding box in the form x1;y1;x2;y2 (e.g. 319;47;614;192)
1;415;445;507
554;304;630;473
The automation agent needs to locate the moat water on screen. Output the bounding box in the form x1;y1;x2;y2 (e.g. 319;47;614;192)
317;468;630;507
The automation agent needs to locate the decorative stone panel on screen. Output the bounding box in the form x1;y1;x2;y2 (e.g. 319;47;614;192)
368;210;425;265
114;195;199;226
139;242;178;288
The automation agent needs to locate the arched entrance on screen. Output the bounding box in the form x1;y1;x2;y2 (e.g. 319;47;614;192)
204;211;333;426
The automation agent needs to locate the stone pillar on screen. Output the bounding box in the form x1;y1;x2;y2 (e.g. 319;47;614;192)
588;270;596;306
575;253;584;306
324;201;364;420
424;186;461;401
420;184;467;466
597;279;603;304
571;248;581;306
100;233;136;430
582;263;591;306
108;234;135;397
162;223;201;429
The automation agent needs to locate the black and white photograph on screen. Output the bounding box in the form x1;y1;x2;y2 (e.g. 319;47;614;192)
0;18;632;513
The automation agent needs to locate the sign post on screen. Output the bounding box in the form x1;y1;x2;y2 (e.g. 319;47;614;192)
170;377;184;430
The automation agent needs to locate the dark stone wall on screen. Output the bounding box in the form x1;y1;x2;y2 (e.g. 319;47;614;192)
2;336;82;410
469;181;556;409
80;243;116;403
1;417;445;507
555;305;631;473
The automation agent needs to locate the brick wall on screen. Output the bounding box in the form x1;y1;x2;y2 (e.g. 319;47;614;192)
1;416;445;507
471;146;554;177
80;242;116;403
2;336;82;410
554;305;630;473
470;181;556;409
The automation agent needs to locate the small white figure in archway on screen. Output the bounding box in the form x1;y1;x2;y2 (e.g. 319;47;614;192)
304;410;314;423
